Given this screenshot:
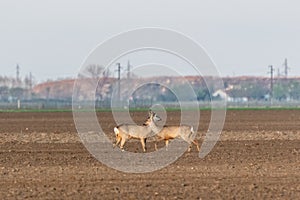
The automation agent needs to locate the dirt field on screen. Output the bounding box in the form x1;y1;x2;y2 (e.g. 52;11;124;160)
0;110;300;199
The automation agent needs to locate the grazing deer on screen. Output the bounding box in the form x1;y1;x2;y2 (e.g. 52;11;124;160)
144;117;200;152
113;110;161;152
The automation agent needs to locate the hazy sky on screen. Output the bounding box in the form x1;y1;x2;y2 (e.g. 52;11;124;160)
1;0;300;82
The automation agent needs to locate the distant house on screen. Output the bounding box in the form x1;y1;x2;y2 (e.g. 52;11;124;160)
213;89;248;102
213;90;229;100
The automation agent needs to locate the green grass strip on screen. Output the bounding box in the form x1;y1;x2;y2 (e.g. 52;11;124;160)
1;106;300;113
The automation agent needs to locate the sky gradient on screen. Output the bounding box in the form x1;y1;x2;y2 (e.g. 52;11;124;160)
1;0;300;82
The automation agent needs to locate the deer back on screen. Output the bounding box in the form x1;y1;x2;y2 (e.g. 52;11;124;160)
118;124;152;138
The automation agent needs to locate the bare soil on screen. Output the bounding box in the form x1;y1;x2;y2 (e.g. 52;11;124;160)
0;110;300;199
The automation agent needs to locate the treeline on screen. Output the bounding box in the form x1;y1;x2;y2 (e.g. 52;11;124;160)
223;77;300;101
0;75;34;102
2;72;300;103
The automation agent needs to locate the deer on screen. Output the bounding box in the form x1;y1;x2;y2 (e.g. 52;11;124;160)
113;110;161;152
144;116;200;152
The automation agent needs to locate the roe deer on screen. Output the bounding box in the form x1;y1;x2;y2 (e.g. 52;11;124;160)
144;117;200;152
113;110;161;152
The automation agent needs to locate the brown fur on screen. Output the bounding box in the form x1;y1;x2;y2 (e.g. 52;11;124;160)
144;119;200;152
113;111;160;152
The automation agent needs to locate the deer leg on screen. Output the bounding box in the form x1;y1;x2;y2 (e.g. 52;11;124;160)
192;139;200;152
113;136;121;148
188;139;200;152
154;136;163;151
165;139;169;151
154;142;158;151
187;144;192;152
120;138;127;151
140;138;147;152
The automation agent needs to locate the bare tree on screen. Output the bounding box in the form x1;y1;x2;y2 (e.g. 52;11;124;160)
85;64;104;79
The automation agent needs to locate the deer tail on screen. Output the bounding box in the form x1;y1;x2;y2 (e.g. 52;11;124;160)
188;126;195;139
114;127;119;135
191;126;194;133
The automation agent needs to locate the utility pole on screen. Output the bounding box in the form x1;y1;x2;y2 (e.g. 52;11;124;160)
268;65;274;104
277;68;281;78
16;64;20;86
116;63;121;102
127;60;131;79
283;58;290;79
29;72;32;91
29;72;33;99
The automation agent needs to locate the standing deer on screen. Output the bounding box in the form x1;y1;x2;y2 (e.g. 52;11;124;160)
144;117;200;152
113;110;161;152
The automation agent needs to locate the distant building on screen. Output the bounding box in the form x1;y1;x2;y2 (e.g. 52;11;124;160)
213;89;248;102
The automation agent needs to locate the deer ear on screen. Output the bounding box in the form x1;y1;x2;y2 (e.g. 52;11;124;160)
148;109;153;117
